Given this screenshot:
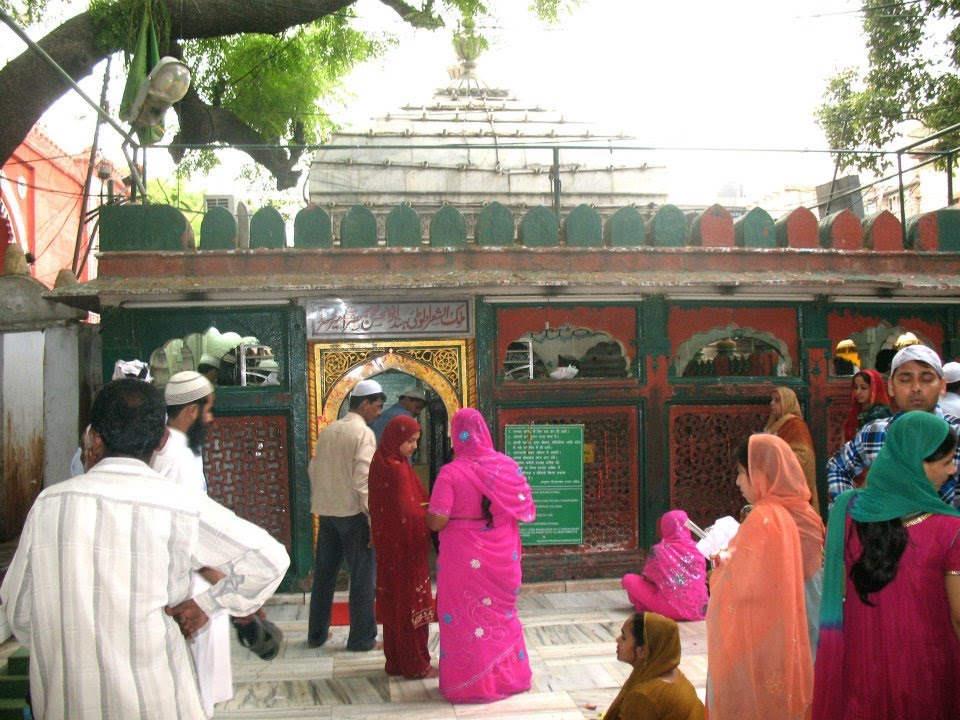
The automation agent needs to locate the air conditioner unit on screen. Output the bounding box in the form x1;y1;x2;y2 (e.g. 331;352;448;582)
205;194;236;215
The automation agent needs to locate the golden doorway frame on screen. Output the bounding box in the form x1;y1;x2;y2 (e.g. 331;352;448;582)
307;338;476;450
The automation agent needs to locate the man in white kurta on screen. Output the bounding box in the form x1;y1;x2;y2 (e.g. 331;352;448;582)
0;378;290;720
151;371;232;716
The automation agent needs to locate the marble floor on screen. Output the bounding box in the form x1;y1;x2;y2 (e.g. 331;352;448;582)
0;577;707;719
213;579;707;719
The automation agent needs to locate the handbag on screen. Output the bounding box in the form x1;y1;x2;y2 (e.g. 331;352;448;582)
232;610;283;661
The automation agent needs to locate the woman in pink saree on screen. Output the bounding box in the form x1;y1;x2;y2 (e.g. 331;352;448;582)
621;510;708;621
426;408;537;704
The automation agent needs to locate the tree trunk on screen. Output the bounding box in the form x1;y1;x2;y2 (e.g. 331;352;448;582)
0;0;360;182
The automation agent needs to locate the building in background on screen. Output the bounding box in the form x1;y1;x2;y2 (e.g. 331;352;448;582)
1;126;126;286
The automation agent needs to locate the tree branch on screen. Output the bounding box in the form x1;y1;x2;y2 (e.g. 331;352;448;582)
0;0;447;186
378;0;445;29
0;0;356;175
170;86;302;190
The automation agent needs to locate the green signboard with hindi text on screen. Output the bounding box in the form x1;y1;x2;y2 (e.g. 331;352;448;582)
505;424;584;545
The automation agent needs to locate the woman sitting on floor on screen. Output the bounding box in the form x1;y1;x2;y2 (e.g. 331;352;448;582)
621;510;708;621
606;611;705;720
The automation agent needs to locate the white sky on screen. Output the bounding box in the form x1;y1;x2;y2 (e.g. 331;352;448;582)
339;0;870;203
1;0;869;207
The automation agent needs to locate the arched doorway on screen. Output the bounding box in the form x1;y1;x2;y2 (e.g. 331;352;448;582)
307;337;475;450
307;339;475;544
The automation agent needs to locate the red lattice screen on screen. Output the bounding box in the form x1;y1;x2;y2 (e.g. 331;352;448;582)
204;415;292;550
826;399;850;457
498;407;638;554
670;406;768;531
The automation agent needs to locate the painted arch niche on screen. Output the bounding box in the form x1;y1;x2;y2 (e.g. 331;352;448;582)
831;322;936;376
149;326;279;388
675;324;793;378
503;324;630;380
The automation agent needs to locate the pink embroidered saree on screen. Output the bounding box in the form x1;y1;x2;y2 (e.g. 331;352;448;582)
622;509;708;621
428;408;537;704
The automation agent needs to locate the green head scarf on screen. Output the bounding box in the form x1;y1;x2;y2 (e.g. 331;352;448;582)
821;411;960;629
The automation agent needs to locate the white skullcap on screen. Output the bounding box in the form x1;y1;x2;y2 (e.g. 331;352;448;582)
198;353;221;369
890;344;943;377
400;386;426;401
943;361;960;384
259;359;279;371
165;371;214;405
352;379;383;398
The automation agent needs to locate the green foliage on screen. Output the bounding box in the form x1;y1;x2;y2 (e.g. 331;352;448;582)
89;0;170;55
2;0;574;186
0;0;50;25
175;149;221;179
818;0;960;174
527;0;578;24
183;11;384;148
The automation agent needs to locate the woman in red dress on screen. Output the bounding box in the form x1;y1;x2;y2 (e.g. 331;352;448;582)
368;415;437;678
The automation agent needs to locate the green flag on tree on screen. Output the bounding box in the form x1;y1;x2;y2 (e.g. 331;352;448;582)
119;5;164;145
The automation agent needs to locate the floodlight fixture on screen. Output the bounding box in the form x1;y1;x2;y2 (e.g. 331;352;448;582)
122;57;192;128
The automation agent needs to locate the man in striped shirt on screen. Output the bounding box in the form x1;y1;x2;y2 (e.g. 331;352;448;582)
826;344;960;508
0;378;290;719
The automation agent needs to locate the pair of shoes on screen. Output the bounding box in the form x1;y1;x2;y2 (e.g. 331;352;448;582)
407;666;439;680
307;631;333;649
232;612;283;661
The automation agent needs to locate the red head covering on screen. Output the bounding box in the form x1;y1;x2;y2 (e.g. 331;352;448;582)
377;415;420;463
843;369;891;441
368;415;426;550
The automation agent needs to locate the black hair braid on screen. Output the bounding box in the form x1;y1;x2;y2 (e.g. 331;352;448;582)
849;518;908;605
481;495;493;528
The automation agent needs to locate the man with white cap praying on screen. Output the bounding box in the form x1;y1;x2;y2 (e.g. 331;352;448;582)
827;344;960;508
307;378;386;651
370;384;427;444
151;371;233;715
197;353;221;385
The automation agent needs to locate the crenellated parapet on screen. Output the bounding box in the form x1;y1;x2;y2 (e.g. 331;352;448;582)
43;200;960;311
98;201;960;253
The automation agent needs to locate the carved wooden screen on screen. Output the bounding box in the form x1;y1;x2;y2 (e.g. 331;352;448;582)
204;415;291;550
498;405;639;553
669;405;768;531
826;397;850;457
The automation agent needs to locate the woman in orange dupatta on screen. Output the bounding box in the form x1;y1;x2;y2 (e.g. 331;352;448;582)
706;434;824;720
764;386;819;508
368;415;436;679
606;612;704;720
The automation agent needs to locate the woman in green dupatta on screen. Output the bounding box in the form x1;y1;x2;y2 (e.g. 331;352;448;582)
813;411;960;720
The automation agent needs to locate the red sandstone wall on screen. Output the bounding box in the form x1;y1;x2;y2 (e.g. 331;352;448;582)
1;128;124;286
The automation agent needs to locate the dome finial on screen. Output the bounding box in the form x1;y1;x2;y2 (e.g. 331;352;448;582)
453;18;487;69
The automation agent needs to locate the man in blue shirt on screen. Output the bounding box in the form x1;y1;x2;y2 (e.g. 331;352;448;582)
370;386;427;444
826;344;960;507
